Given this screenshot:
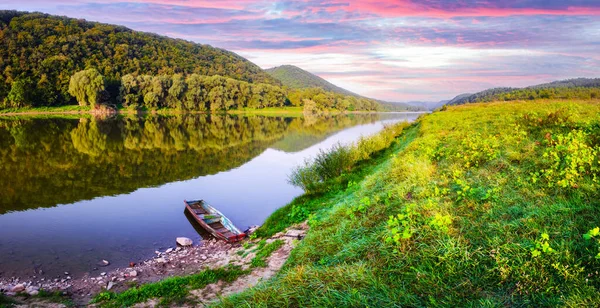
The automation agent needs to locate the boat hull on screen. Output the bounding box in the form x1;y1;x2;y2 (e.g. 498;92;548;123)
184;200;246;243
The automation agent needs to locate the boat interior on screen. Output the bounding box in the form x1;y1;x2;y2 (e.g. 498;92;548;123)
187;200;238;238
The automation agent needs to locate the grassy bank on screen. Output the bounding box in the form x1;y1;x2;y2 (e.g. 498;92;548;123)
0;106;306;117
214;99;600;307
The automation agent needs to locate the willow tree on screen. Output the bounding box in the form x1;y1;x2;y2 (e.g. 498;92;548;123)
68;69;105;107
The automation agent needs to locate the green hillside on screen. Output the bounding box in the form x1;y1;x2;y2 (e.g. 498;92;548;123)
0;10;279;107
447;78;600;105
266;65;357;96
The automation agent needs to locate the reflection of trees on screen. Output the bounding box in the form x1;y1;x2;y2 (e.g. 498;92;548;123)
71;118;108;156
0;114;384;214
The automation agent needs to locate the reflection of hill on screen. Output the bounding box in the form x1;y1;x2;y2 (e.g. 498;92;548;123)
0;114;385;214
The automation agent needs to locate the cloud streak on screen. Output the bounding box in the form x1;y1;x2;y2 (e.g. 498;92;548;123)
1;0;599;101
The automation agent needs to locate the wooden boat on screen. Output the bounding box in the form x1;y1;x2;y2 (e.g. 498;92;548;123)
184;200;246;243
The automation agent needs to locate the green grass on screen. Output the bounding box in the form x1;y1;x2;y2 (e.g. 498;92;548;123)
91;266;249;307
0;294;15;308
212;99;600;307
0;105;90;114
34;290;75;307
251;240;285;268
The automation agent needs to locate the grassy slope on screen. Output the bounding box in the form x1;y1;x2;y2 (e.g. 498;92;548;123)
215;99;600;307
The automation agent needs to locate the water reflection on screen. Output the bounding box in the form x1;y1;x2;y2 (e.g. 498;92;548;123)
0;112;421;279
0;114;391;214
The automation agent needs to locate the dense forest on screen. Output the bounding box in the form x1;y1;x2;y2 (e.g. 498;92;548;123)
447;78;600;105
0;11;278;107
0;11;387;112
0;114;384;213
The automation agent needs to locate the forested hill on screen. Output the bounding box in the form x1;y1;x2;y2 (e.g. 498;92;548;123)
266;65;357;96
0;10;279;106
447;78;600;105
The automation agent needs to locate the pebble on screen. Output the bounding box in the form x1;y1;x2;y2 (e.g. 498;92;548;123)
107;281;114;290
128;270;138;277
100;272;107;276
64;272;69;275
97;260;110;267
165;248;173;253
176;237;193;246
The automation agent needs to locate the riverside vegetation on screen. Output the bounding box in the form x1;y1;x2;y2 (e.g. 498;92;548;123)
211;99;600;307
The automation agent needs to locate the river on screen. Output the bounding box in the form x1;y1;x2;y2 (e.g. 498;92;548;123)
0;112;421;280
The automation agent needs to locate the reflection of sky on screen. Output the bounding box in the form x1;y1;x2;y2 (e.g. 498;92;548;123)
0;114;420;278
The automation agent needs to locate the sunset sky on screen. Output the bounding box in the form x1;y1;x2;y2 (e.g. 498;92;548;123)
2;0;599;102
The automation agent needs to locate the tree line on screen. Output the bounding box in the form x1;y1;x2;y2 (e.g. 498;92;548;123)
6;67;382;112
448;78;600;105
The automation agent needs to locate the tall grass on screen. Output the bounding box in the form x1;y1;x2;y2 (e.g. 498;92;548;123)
288;122;410;193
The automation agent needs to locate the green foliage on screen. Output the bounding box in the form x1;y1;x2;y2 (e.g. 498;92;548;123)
91;266;248;307
288;205;310;221
250;239;285;268
583;227;600;259
448;78;600;105
288;122;409;193
385;204;418;247
266;65;356;96
68;69;106;107
531;232;555;257
5;77;36;108
0;10;278;107
537;130;599;188
0;293;15;307
119;73;286;111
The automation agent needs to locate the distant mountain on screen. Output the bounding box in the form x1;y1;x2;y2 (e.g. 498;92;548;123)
266;65;357;96
0;10;279;105
447;78;600;106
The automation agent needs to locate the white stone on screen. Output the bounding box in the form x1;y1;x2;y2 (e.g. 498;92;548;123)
128;270;137;277
100;272;106;276
11;284;25;293
165;248;173;253
107;281;114;291
176;237;193;246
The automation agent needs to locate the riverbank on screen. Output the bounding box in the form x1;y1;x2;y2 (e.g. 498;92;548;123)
0;224;308;307
211;99;600;307
0;105;426;118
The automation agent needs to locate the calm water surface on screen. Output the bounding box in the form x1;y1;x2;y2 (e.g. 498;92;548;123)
0;113;420;279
